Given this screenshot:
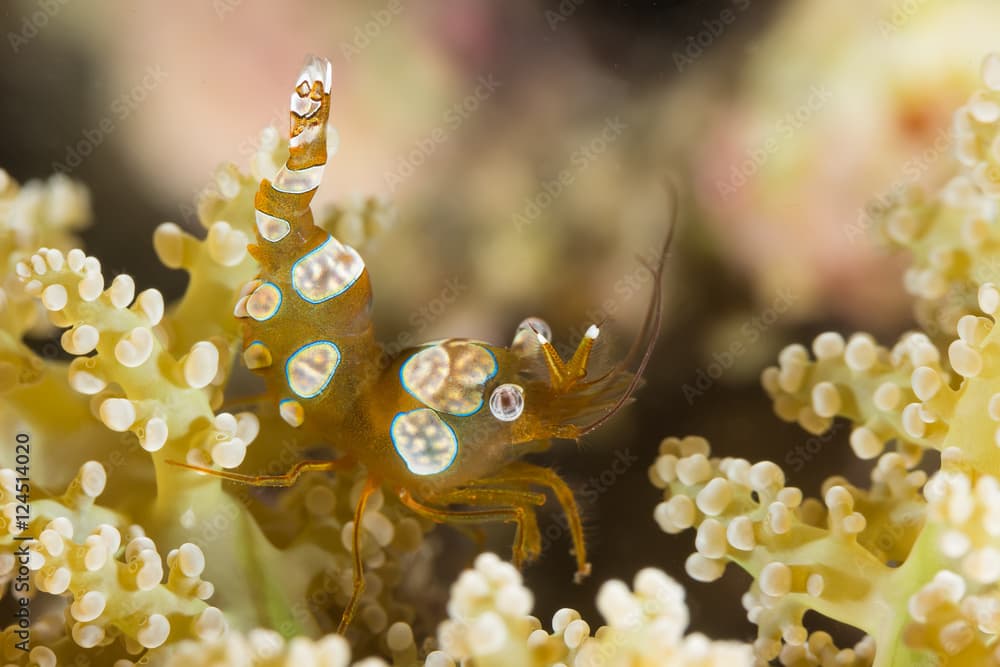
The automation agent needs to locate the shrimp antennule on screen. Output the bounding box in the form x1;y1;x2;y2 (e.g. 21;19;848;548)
576;184;677;436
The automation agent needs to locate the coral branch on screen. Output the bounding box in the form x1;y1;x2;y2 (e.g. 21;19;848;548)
650;436;933;664
434;552;751;666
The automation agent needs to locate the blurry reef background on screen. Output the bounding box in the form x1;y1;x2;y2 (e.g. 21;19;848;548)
1;0;996;645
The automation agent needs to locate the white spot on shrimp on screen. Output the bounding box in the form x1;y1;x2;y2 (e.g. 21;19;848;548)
400;341;497;416
246;282;282;321
390;409;458;476
254;210;291;242
286;341;341;398
291;235;364;303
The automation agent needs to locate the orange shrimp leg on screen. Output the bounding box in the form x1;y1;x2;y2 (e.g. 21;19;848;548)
434;486;547;563
473;461;591;582
398;489;542;569
166;457;354;487
339;476;379;633
434;486;547;508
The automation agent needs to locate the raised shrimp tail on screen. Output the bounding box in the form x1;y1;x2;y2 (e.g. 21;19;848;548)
240;55;378;428
287;55;333;168
253;55;334;247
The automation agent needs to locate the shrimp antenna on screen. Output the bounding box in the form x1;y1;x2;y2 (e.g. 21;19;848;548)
576;179;678;436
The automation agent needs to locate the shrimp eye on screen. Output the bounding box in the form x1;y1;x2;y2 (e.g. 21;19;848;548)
518;317;552;341
489;383;525;422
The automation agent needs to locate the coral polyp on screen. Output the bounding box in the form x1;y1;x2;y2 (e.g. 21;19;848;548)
652;52;1000;667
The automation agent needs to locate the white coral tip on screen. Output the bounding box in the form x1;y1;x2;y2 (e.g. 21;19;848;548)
949;340;983;378
67;248;86;272
44;567;71;595
194;606;227;641
115;326;155;367
84;535;109;571
39;528;64;557
78;273;104;302
41;283;68;311
386;621;415;652
685;553;725;582
29;647;57;667
207;221;249;267
177;542;206;577
136;550;164;590
137;613;171;648
141;417;169;452
844;335;877;372
68;324;100;355
68;360;107;394
980;282;1000;315
211;438;247;469
79;461;107;498
812;332;845;359
99;398;136;431
70;590;107;622
236;412;260;444
760;562;792;597
97;524;122;554
153;222;186;269
983;52;1000;91
44;249;64;271
810;381;841;418
71;622;106;648
109;274;136;309
184;341;220;389
849;427;883;459
50;516;74;538
137;289;165;325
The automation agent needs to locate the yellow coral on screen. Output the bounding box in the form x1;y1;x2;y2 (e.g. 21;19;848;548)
652;52;1000;666
0;127;430;661
0;462;222;662
433;552;750;667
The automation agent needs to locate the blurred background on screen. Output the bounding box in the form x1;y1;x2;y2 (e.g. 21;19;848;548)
1;0;995;646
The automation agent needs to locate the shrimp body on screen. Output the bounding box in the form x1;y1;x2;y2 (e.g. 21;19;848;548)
236;59;380;432
182;55;673;632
